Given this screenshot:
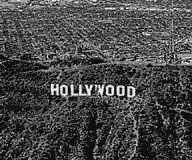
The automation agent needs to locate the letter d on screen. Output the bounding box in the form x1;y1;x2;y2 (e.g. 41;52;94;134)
127;86;135;98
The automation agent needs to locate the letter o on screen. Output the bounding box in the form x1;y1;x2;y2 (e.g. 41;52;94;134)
60;85;68;96
106;85;114;96
117;85;125;96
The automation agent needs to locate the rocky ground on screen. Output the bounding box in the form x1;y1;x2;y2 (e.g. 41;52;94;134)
1;60;192;159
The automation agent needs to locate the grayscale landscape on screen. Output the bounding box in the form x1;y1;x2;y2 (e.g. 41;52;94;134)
0;0;192;159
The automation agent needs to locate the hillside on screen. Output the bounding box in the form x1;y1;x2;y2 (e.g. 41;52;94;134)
1;62;192;159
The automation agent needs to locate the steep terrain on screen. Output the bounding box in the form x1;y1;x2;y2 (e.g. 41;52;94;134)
1;62;192;159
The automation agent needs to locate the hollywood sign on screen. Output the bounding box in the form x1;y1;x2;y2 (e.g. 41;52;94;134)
51;84;136;97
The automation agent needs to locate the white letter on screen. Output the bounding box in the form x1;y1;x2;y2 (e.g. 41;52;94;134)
97;85;105;96
70;84;78;96
85;84;93;96
79;85;87;96
127;86;135;98
116;85;125;96
60;85;68;97
106;85;114;96
51;84;59;95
